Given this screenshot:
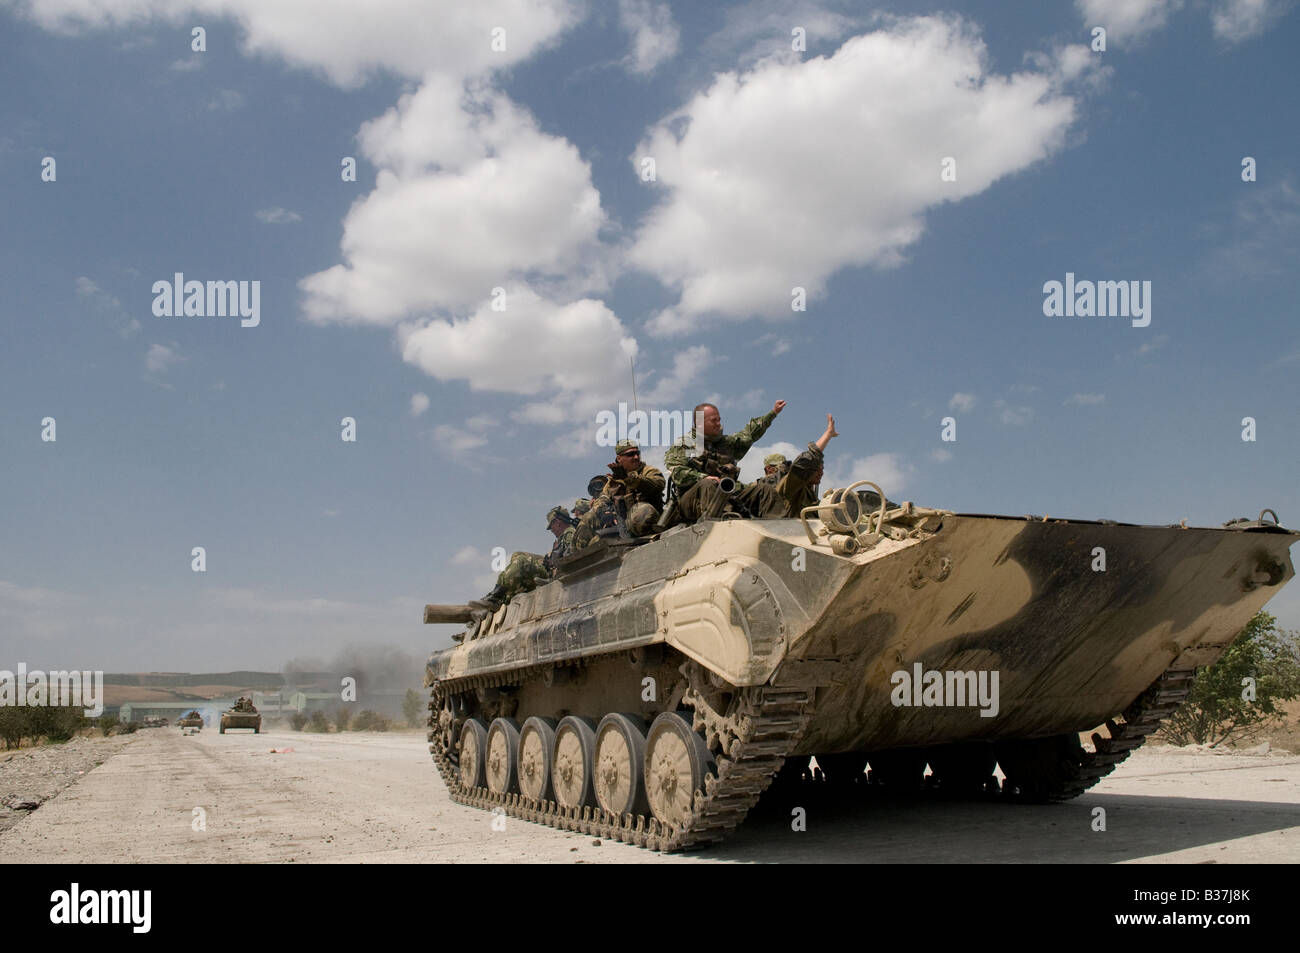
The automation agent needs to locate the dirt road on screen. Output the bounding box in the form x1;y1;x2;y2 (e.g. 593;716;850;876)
3;729;1297;863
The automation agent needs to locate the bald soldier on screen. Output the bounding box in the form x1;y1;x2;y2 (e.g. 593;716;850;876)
665;400;788;522
572;440;665;548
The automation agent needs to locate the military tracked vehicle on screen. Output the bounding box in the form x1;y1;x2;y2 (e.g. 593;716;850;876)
219;698;261;734
178;711;204;729
423;482;1297;851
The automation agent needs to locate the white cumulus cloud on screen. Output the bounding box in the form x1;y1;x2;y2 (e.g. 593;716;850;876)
402;287;637;454
631;16;1078;335
618;0;679;74
10;0;581;88
1212;0;1282;41
409;392;430;417
300;77;609;326
824;452;908;495
1075;0;1183;42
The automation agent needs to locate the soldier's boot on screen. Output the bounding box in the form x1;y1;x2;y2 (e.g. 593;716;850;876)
734;482;787;518
468;583;508;618
678;480;728;522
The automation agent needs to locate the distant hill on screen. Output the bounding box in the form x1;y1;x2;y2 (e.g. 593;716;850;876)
104;671;333;688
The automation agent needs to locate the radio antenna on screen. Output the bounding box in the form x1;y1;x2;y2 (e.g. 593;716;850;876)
629;355;638;413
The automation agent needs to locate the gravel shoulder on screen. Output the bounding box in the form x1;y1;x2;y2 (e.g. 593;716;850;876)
2;729;1297;863
0;733;142;835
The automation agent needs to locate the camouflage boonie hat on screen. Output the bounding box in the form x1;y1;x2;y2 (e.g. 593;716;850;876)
545;505;573;527
614;439;640;454
573;498;592;517
764;453;788;467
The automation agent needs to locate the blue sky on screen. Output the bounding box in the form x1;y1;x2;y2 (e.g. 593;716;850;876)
1;0;1297;672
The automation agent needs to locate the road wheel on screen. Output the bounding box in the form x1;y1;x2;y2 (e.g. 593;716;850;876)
644;712;715;828
459;718;489;790
594;713;650;817
552;716;598;809
518;716;557;803
485;718;522;794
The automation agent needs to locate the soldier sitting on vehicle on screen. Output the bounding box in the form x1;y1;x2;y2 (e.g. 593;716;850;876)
471;506;577;615
776;413;838;517
664;400;788;523
573;441;665;548
759;453;789;485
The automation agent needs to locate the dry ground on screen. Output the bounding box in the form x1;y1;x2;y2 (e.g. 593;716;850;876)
2;727;1298;863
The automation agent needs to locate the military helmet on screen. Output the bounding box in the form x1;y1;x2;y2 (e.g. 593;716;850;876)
764;453;788;467
587;474;609;497
546;505;574;527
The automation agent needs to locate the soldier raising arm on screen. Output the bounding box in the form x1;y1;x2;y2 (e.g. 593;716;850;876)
777;413;838;517
665;400;786;493
665;400;788;522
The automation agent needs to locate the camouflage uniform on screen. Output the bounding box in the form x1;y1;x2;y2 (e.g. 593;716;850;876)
544;524;578;573
481;507;577;608
573;442;665;548
541;505;578;572
497;551;550;601
665;411;786;522
775;442;824;517
759;453;790;487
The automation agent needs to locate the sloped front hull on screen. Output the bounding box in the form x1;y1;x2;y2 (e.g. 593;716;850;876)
788;515;1297;754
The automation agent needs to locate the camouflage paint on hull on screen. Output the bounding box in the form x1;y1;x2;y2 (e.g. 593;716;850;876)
426;512;1296;754
785;515;1296;754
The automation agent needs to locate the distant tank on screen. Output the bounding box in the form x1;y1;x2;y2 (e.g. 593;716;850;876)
423;483;1297;851
219;697;261;734
178;711;204;729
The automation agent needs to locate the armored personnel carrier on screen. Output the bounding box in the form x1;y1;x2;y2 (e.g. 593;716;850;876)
219;698;261;734
423;483;1297;851
178;711;204;729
